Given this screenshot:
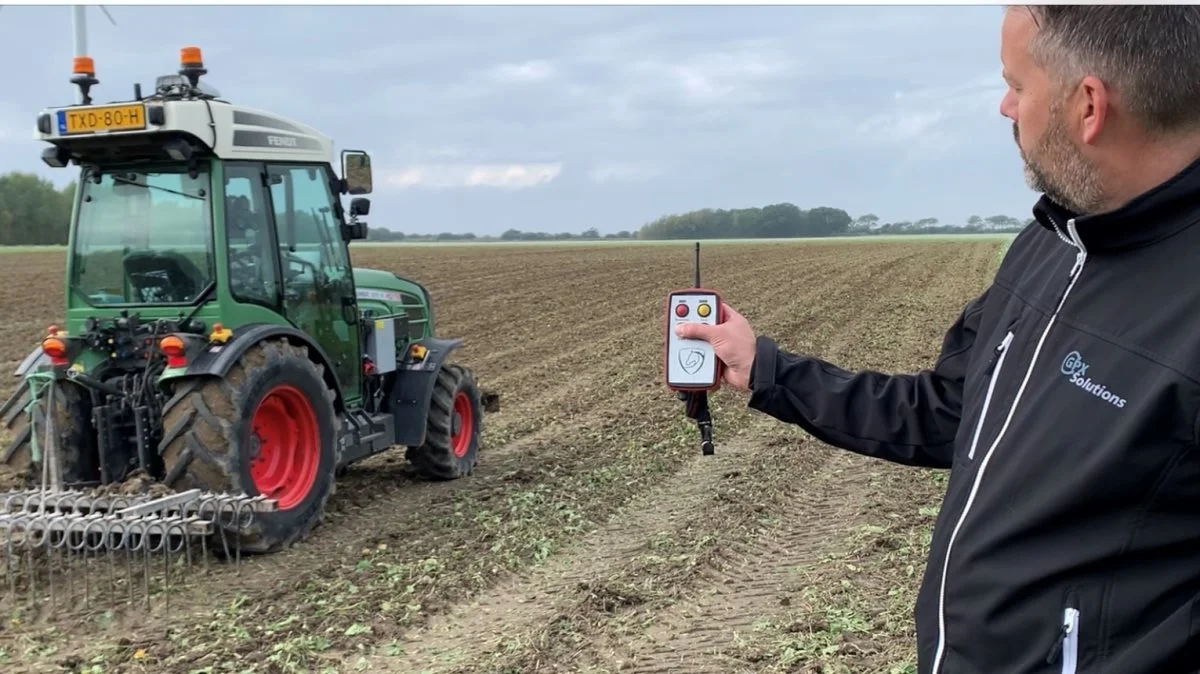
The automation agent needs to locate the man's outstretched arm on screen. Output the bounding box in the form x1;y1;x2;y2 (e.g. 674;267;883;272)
676;289;989;469
747;290;988;468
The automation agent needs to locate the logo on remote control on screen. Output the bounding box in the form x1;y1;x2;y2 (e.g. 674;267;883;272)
679;348;706;375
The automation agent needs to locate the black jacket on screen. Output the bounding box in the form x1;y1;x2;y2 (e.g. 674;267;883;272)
748;157;1200;674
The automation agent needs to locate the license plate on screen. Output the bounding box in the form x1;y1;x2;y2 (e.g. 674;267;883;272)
56;104;147;135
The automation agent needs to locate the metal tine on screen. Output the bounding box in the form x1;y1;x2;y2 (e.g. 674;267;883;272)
145;516;172;610
80;514;107;609
164;518;192;608
5;516;17;601
39;514;57;611
6;514;31;607
3;513;31;607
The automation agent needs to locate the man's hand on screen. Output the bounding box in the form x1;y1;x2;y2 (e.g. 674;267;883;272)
674;303;757;392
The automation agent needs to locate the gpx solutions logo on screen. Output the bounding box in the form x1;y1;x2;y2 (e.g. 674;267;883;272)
1060;350;1128;408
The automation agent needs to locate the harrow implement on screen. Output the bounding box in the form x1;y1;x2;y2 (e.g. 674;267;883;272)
0;486;277;614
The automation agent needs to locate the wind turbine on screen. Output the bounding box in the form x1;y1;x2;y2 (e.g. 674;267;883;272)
70;5;117;103
70;5;117;60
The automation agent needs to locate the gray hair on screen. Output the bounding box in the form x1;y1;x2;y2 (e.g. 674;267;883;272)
1016;5;1200;136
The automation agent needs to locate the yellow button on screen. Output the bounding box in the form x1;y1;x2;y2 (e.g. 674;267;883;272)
697;303;711;318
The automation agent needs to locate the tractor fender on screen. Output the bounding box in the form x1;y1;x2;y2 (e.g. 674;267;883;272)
167;324;347;413
386;337;463;447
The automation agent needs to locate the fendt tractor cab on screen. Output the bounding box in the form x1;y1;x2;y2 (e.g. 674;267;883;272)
0;48;497;553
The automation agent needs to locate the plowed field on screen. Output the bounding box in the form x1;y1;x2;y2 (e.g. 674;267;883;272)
0;238;1006;673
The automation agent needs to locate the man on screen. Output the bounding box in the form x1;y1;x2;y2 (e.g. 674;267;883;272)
677;6;1200;673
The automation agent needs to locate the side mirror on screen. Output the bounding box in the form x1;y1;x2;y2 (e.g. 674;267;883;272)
350;197;370;216
340;149;372;195
344;222;368;240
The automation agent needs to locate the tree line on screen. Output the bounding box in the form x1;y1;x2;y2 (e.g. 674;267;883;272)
366;227;636;242
633;205;1029;240
0;170;1029;246
0;172;77;245
370;206;1030;242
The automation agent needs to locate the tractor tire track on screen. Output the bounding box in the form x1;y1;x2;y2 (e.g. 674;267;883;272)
367;436;780;672
598;451;876;674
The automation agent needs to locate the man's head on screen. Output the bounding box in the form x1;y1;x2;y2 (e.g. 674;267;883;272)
999;6;1200;214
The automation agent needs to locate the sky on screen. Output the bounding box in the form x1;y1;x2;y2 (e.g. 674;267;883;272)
0;5;1037;236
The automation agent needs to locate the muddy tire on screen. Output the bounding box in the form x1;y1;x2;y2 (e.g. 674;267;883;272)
158;339;340;554
406;364;483;480
0;379;97;488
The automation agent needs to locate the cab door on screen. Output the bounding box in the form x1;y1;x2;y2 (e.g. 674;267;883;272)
264;163;361;400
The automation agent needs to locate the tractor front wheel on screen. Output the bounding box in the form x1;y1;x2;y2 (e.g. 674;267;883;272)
406;364;483;480
158;339;340;554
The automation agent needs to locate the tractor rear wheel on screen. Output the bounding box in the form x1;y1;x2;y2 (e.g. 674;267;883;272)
158;339;340;554
406;363;483;480
0;379;97;488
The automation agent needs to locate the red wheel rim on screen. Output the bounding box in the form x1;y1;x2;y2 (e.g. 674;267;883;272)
248;384;320;510
451;390;474;458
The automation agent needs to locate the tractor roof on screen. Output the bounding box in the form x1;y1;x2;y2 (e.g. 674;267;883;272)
34;49;335;168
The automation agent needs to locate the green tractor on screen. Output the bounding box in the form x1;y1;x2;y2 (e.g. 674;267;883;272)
0;48;498;554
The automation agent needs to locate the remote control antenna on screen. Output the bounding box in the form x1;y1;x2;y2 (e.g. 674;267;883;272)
694;241;701;288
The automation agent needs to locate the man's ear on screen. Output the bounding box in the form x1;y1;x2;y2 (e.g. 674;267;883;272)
1077;75;1109;145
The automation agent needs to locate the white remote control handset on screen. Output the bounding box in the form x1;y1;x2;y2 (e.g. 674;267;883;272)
665;290;723;391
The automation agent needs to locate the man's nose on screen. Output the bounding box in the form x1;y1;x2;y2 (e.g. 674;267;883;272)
999;91;1017;120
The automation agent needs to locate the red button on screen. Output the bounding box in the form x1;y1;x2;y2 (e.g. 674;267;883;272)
675;303;689;317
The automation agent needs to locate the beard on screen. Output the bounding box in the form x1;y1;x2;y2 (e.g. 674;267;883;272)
1014;104;1106;214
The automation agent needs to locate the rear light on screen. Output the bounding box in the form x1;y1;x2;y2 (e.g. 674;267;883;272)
41;336;68;366
159;335;188;369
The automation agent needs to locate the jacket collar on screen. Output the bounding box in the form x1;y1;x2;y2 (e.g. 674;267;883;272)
1032;153;1200;252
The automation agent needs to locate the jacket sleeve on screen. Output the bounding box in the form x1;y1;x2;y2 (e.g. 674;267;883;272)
746;287;989;468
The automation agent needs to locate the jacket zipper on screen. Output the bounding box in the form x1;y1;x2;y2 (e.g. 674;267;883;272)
1060;607;1080;674
1046;604;1080;673
930;217;1088;673
967;330;1014;460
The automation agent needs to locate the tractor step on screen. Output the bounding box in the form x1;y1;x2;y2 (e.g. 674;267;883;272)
338;408;396;468
0;487;278;615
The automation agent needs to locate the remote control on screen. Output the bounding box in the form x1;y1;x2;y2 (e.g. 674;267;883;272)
664;290;723;391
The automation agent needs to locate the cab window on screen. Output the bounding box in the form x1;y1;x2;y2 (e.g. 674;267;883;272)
224;163;279;307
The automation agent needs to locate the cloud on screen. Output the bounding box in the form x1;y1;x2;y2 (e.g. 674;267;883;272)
893;72;1006;113
486;59;557;84
383;162;563;190
857;110;946;143
626;38;798;105
847;72;1007;161
551;36;805;133
588;161;663;184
